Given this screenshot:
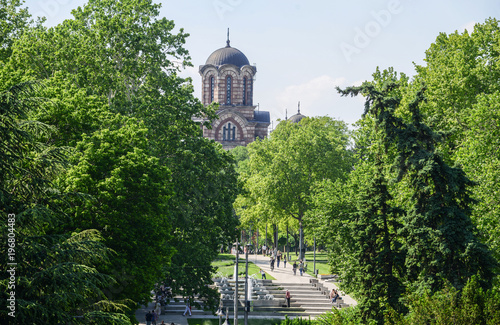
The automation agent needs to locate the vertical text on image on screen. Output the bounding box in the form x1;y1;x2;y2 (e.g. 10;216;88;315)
7;213;16;317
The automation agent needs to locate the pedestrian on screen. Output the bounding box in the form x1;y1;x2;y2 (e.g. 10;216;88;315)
299;260;304;276
183;297;192;316
285;290;291;307
262;244;267;256
277;250;281;268
152;310;157;325
270;257;275;271
283;256;287;268
155;301;161;316
292;261;297;275
145;310;153;325
260;268;266;279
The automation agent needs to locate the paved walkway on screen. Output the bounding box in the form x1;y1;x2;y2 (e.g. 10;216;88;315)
246;253;357;306
135;253;357;324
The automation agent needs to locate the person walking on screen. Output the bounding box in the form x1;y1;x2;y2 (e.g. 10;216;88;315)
270;257;275;271
152;310;158;325
260;268;266;279
299;260;304;276
285;290;291;308
155;301;161;316
283;255;287;268
183;297;192;316
292;261;297;275
145;310;153;325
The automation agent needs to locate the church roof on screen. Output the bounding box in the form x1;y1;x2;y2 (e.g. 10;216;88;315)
202;30;255;71
253;111;270;124
288;112;306;123
287;102;306;123
205;41;250;68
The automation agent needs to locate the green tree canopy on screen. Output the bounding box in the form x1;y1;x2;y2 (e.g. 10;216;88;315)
336;78;497;324
237;116;353;259
0;83;130;324
412;18;500;269
1;0;238;313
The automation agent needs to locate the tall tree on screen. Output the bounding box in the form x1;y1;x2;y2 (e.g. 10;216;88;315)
59;116;174;304
0;83;130;324
162;137;239;308
1;0;237;309
413;18;500;267
338;79;496;322
237;116;353;260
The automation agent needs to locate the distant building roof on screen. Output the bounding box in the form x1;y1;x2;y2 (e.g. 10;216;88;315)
253;111;270;123
288;111;306;123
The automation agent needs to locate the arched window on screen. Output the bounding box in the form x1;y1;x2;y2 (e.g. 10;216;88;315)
226;76;232;105
210;76;215;103
243;77;247;105
222;122;237;141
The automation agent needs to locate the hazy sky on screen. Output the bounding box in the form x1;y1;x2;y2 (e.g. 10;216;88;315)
24;0;500;128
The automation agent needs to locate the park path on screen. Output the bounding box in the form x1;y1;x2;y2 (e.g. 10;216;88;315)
135;252;357;325
246;252;357;306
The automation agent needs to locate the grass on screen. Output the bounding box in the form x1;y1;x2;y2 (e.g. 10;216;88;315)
212;253;275;280
302;251;332;276
188;318;282;325
211;251;333;278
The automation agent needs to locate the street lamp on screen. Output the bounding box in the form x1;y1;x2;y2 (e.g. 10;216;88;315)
244;243;251;325
233;241;239;325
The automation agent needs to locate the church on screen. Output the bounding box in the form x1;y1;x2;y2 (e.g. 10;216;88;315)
197;33;270;150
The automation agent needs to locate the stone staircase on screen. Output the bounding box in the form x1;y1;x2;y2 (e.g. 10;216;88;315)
162;278;350;318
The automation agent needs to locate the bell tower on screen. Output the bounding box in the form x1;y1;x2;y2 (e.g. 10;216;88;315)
197;31;269;149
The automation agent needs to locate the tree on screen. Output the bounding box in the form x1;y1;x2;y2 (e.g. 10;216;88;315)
59;115;174;304
238;116;353;260
1;0;236;309
0;83;130;324
1;0;247;316
337;79;496;323
413;18;500;267
0;0;32;63
162;137;240;308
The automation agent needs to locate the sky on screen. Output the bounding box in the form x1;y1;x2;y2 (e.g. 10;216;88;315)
23;0;500;129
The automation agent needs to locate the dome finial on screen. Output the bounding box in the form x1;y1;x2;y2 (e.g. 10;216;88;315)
298;101;300;114
285;109;288;120
226;28;230;47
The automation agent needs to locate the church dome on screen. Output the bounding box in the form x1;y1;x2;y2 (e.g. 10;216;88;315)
206;44;250;68
288;112;306;123
288;104;307;123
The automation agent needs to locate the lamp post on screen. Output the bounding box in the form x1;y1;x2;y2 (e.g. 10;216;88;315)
244;243;251;325
313;237;316;276
256;229;259;260
233;241;239;325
